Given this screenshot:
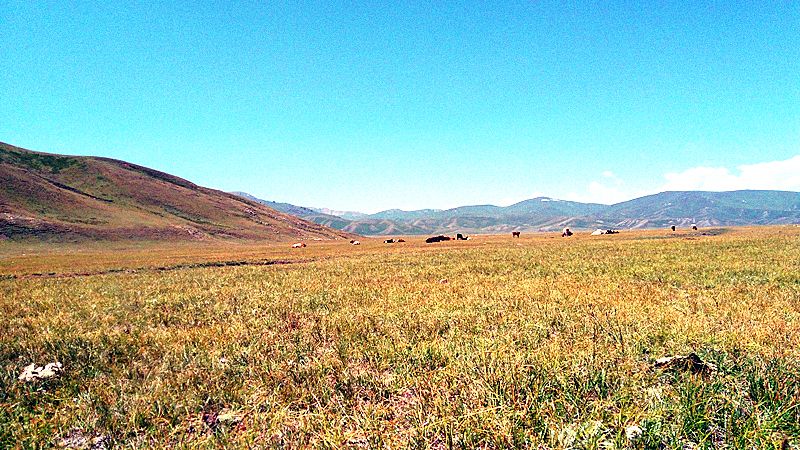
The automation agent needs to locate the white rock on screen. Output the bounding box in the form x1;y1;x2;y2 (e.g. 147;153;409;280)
40;362;63;378
625;425;643;441
217;410;242;425
19;362;63;382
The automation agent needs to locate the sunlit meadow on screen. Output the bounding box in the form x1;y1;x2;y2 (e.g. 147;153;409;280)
2;227;799;449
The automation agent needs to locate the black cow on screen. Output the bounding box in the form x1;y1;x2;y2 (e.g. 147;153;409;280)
671;226;676;231
425;235;451;243
456;233;469;240
512;231;521;238
561;228;573;237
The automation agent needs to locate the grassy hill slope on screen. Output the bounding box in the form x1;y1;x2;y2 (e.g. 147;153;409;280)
0;142;354;241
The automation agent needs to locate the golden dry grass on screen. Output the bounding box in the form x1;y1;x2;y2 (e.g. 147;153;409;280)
2;226;799;448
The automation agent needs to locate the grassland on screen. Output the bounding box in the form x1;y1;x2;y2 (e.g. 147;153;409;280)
2;227;799;449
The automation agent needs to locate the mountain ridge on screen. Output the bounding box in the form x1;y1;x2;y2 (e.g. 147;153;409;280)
234;190;800;235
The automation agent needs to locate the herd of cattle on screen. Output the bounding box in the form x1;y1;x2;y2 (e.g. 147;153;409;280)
291;224;701;248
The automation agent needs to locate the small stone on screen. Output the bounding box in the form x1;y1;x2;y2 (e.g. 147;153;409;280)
655;353;716;374
90;436;109;450
56;429;106;449
625;425;643;441
19;362;63;382
57;429;89;448
217;409;242;425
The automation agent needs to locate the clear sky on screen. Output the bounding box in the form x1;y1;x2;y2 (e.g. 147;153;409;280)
2;1;799;212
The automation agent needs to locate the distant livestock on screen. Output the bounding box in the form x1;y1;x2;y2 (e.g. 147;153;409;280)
512;231;521;238
384;239;395;244
671;226;676;231
591;229;619;236
350;240;360;245
456;233;469;240
692;224;698;230
425;235;452;243
397;239;405;243
561;228;573;237
291;242;306;248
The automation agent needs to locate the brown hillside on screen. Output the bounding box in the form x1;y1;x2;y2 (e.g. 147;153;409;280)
0;142;355;241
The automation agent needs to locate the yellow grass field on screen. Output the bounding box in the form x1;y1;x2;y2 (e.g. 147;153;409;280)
2;227;799;449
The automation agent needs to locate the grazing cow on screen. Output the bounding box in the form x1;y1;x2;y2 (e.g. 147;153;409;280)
512;231;521;238
425;235;451;243
592;228;619;236
671;226;676;231
291;242;306;248
350;240;360;245
456;233;469;240
384;239;396;244
561;228;573;237
691;225;698;230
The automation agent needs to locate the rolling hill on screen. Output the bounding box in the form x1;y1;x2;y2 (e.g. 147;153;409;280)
234;191;800;235
600;190;800;228
368;208;444;221
0;142;354;241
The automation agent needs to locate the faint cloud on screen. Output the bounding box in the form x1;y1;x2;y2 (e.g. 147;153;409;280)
662;155;800;191
497;192;545;206
567;171;641;205
569;155;800;205
584;181;636;204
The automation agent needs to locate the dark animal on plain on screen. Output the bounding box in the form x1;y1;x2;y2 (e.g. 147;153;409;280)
606;230;619;234
456;233;469;240
397;239;405;243
561;228;573;237
384;239;396;244
692;225;698;230
425;235;451;243
671;226;676;231
350;240;360;245
512;231;521;238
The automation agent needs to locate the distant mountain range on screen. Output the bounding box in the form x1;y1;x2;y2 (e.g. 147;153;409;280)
235;190;800;235
0;142;353;241
310;207;368;221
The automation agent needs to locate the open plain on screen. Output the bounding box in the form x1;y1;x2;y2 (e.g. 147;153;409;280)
2;227;800;448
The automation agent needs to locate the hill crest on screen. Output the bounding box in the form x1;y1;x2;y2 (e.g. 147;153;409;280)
0;142;354;241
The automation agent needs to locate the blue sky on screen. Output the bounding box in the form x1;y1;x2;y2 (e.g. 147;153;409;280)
2;1;799;212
